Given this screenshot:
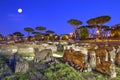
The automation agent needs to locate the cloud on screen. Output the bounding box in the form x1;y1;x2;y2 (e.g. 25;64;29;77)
7;14;24;22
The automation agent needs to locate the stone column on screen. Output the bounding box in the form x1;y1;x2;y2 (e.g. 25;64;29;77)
110;62;116;78
81;48;88;63
109;48;116;63
105;50;108;61
89;51;96;69
87;63;91;72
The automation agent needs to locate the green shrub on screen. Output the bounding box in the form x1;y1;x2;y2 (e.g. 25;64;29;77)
15;72;29;80
3;75;16;80
43;63;84;80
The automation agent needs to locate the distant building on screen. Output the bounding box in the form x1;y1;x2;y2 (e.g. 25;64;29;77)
6;34;13;41
0;36;4;41
13;35;18;42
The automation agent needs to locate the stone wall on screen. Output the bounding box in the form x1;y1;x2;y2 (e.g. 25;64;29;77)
0;44;35;57
0;45;18;55
0;43;57;61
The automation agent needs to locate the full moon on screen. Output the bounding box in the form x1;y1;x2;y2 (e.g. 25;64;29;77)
18;8;22;13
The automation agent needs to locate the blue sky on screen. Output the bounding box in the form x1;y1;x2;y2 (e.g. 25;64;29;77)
0;0;120;36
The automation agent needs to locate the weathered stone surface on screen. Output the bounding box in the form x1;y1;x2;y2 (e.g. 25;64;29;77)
108;47;116;62
89;51;96;68
96;57;100;66
115;51;120;66
0;45;18;55
15;57;29;73
17;46;34;57
110;63;116;78
105;46;114;51
9;54;29;73
116;46;120;53
95;48;107;62
34;48;53;62
46;45;57;52
60;42;68;45
96;61;112;75
87;63;91;72
57;44;64;52
0;44;35;57
63;49;87;70
79;47;88;63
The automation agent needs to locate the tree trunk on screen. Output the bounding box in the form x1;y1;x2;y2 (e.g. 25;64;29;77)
74;26;78;41
28;32;30;41
28;32;30;37
99;26;104;43
39;31;41;41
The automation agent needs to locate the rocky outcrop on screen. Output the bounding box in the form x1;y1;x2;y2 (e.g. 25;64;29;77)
34;48;53;63
15;57;29;73
9;54;29;73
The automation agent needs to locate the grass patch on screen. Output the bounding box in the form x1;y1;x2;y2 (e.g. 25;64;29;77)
53;52;64;56
0;54;9;63
42;63;84;80
21;53;34;57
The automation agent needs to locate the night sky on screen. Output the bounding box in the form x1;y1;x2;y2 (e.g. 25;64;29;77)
0;0;120;36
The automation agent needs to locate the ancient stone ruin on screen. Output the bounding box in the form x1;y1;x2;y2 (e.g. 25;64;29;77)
9;53;29;73
63;47;88;72
62;45;118;78
34;48;53;63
